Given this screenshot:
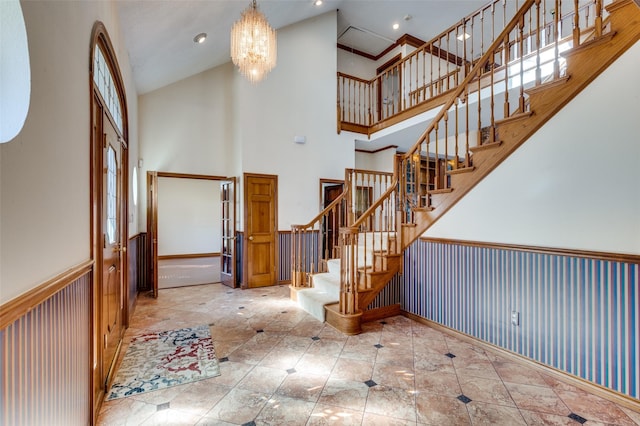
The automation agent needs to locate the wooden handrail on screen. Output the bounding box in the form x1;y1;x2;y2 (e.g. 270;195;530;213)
291;192;345;230
337;0;610;132
402;0;537;162
350;180;397;230
291;168;394;288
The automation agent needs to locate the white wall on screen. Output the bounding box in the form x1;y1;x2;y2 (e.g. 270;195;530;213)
355;146;397;172
139;12;354;233
425;41;640;255
338;48;376;79
236;12;354;229
0;1;138;304
157;178;220;256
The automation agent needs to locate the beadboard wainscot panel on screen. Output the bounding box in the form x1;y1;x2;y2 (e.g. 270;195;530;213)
278;231;291;283
402;238;639;402
0;261;93;426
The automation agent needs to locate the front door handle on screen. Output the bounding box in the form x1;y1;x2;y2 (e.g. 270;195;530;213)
248;236;254;241
113;243;127;253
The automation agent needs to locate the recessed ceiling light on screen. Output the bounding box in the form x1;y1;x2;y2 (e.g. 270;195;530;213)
314;0;323;6
457;32;470;41
193;33;207;44
392;23;400;30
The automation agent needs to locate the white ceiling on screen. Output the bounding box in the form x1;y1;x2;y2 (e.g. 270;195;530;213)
116;0;488;94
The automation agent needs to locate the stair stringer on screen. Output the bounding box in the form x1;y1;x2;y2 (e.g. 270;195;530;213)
357;253;402;310
402;0;640;249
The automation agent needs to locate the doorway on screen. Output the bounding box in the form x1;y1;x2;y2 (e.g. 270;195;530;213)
243;173;278;288
90;22;129;419
147;172;236;297
320;180;344;259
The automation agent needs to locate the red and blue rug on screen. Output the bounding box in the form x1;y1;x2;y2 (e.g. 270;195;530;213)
106;325;220;400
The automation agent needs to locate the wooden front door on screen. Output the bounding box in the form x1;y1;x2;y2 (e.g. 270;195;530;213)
244;174;277;288
220;178;236;288
102;115;124;384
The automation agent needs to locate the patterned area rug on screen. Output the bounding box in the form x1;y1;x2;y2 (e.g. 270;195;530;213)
106;325;220;400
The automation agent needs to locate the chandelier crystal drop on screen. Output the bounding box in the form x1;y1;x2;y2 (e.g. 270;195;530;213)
230;0;277;84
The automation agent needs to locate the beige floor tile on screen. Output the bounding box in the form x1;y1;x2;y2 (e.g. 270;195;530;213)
306;337;347;357
204;387;270;424
371;363;415;390
492;360;549;387
167;380;231;417
254;395;316;425
258;347;305;370
361;412;417;425
275;371;328;402
330;358;375;383
414;370;461;397
295;353;338;375
458;376;516;407
318;378;370;411
504;382;569;416
415;393;472;425
364;385;417;422
236;365;288;394
519;409;586;426
555;389;638;425
97;397;157;425
139;408;203;425
308;404;364;425
97;283;636;426
466;401;527;425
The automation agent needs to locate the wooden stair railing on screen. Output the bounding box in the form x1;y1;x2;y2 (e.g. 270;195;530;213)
397;0;624;246
337;0;614;135
326;0;639;334
325;182;400;334
290;168;393;291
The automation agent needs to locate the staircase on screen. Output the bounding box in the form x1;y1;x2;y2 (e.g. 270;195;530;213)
292;0;640;334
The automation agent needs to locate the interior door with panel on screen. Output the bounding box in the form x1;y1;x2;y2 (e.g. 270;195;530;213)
244;174;277;288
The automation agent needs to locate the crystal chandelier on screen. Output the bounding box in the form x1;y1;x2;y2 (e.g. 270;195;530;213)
230;0;277;83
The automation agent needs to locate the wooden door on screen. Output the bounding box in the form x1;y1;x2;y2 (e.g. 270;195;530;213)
220;178;236;288
323;184;343;258
102;116;124;384
147;171;159;298
243;174;277;288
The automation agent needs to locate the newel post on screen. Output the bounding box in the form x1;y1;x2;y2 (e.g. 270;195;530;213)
339;226;360;315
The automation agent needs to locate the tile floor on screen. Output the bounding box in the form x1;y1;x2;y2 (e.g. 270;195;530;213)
98;283;640;426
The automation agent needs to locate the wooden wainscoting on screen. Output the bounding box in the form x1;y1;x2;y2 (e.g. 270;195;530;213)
0;262;94;426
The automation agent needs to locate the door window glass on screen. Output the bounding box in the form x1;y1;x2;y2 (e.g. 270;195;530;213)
107;146;117;244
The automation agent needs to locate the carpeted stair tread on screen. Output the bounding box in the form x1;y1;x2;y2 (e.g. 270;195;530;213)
296;288;339;322
311;272;340;298
326;259;340;276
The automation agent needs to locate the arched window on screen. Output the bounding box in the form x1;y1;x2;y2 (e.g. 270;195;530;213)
0;0;31;143
92;26;125;135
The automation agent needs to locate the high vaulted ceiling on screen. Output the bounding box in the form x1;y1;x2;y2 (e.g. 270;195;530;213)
116;0;488;94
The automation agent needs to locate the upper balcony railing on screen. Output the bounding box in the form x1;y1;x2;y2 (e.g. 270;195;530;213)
337;0;608;135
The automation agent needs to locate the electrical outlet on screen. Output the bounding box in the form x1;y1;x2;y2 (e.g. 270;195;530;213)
511;311;520;326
